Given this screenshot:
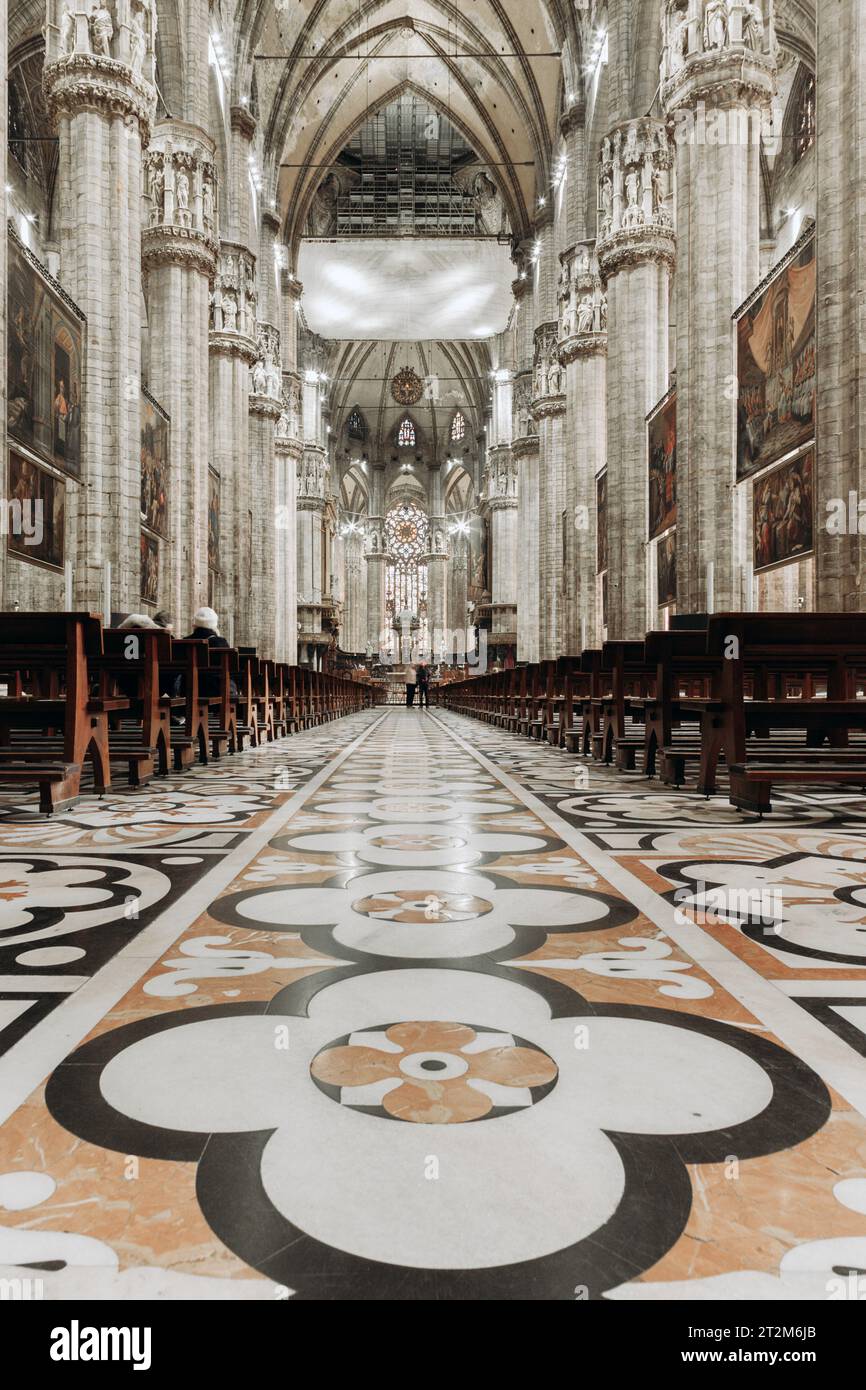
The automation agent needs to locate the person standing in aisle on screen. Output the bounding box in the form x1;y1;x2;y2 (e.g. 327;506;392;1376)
416;660;430;709
405;662;417;707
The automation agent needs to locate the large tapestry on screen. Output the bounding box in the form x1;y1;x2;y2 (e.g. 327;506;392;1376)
657;529;677;608
648;389;676;540
140;391;169;536
140;531;159;605
753;448;814;574
7;449;65;570
208;469;221;574
7;231;84;478
596;471;607;573
736;231;816;480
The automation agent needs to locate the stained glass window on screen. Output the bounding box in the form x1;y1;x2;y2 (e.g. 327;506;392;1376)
347;407;366;441
385;501;429;616
397;417;416;448
450;411;466;442
794;72;815;164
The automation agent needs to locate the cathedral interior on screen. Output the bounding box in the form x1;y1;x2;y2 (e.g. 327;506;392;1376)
2;0;866;1318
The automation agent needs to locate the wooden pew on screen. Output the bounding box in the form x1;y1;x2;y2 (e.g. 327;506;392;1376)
0;613;127;812
679;614;866;811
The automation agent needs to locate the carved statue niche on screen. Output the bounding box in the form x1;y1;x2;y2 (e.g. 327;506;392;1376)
577;294;595;335
251;358;267;396
90;2;114;58
704;0;729;51
175;170;191;228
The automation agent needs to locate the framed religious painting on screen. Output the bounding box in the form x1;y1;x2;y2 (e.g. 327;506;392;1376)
140;389;169;537
208;468;221;575
735;227;816;481
140;531;160;605
596;470;608;574
753;447;814;574
657;529;677;608
7;227;85;479
7;448;65;570
648;387;676;541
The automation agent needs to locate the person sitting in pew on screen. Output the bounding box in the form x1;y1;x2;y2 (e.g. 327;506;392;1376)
182;607;236;700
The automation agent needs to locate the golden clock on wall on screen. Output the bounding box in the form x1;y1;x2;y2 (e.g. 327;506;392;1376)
391;366;423;406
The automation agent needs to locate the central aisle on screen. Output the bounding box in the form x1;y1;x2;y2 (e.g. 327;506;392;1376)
2;709;866;1300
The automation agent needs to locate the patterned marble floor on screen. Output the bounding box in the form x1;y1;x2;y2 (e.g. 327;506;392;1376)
1;707;866;1300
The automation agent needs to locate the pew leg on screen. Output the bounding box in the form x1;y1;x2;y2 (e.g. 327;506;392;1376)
696;726;723;798
87;732;112;797
729;772;772;815
41;773;82;816
127;757;154;789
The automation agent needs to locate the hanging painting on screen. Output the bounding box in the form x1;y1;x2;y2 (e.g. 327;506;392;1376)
753;447;814;574
140;531;159;605
657;529;677;608
648;388;677;540
735;229;816;480
7;449;65;570
596;471;608;574
208;468;221;574
7;228;84;478
140;389;169;536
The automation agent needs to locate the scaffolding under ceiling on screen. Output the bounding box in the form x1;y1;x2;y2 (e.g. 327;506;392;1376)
336;94;480;237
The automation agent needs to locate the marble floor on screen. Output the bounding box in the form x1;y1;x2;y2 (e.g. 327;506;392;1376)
2;707;866;1300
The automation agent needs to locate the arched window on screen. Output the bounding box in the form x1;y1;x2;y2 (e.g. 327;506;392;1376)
397;417;416;448
794;71;816;164
347;407;366;441
385;501;429;616
450;410;466;443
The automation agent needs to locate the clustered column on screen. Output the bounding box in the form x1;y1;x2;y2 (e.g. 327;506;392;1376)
43;0;157;611
248;208;283;656
365;463;388;657
815;1;866;610
598;117;676;638
661;0;775;613
142;125;217;625
208;245;258;645
559;243;607;649
426;462;448;652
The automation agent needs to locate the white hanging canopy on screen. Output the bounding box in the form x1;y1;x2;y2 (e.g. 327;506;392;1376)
297;238;515;342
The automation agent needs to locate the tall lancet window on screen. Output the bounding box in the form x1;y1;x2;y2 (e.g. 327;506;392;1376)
397;417;416;448
794;71;816;164
450;411;466;443
385;501;429;617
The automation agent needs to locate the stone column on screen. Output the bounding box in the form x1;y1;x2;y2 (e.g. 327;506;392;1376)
0;0;6;582
365;462;387;655
43;3;157;610
815;1;866;610
247;209;283;657
598;117;676;638
279;271;304;664
486;451;519;642
425;462;447;652
248;321;281;657
142;124;217;626
532;323;567;658
559;243;607;651
208;244;258;646
296;447;328;665
661;0;775;613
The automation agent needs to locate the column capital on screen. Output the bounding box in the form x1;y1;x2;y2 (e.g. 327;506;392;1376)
559;241;607;358
142;125;219;276
661;1;776;112
230;104;257;141
559;101;586;140
282;273;304;300
597;117;676;282
531;321;565;406
44;53;157;145
209;243;259;341
262;208;282;235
